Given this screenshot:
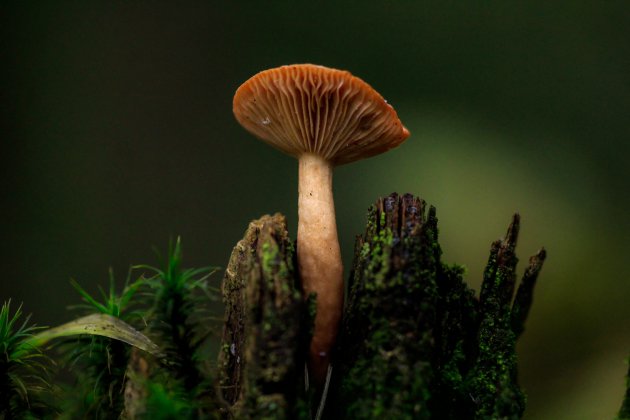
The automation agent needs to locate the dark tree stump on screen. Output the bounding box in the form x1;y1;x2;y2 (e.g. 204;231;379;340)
217;194;546;419
327;193;546;420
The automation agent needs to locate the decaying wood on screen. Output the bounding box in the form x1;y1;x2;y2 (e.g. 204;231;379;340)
123;348;152;419
217;214;310;419
217;194;547;419
326;193;546;419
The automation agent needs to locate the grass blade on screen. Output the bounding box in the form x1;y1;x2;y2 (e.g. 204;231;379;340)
21;314;164;358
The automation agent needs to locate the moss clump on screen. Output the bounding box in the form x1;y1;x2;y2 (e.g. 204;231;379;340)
122;238;219;418
58;273;145;419
0;301;54;419
143;239;217;394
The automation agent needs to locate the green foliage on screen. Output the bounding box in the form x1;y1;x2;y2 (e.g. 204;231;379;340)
61;237;221;419
25;313;162;357
58;270;145;418
143;381;196;419
69;267;144;320
138;237;219;394
59;336;129;418
0;300;53;418
49;239;220;418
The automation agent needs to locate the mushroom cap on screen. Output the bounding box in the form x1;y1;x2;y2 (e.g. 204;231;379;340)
233;64;410;166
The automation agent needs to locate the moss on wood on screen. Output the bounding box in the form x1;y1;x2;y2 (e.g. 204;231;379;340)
327;193;546;420
215;194;546;419
330;193;439;419
218;214;310;419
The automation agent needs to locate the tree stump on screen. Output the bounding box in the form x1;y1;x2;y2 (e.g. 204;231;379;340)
327;193;546;419
218;214;310;419
218;194;546;419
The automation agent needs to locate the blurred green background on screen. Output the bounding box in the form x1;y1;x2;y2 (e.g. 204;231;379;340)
1;2;629;418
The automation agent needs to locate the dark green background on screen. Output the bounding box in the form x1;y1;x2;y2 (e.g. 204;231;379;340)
2;2;629;418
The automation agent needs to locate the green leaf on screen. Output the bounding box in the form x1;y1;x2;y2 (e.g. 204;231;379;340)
118;279;144;311
70;279;110;315
20;314;164;358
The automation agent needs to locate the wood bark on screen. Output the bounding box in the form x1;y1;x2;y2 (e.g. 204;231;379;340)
218;214;310;419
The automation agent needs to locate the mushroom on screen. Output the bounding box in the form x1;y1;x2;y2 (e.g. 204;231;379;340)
233;64;410;385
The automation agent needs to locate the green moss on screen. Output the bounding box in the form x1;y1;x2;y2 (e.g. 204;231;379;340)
218;214;309;419
0;302;53;418
331;194;439;419
142;381;195;420
329;194;545;420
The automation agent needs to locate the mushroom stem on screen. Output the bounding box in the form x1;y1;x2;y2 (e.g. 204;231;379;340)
297;153;344;386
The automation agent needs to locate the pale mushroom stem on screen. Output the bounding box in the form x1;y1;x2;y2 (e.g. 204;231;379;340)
297;153;344;386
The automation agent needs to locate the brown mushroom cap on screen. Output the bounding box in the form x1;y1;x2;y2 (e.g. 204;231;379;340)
233;64;410;166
